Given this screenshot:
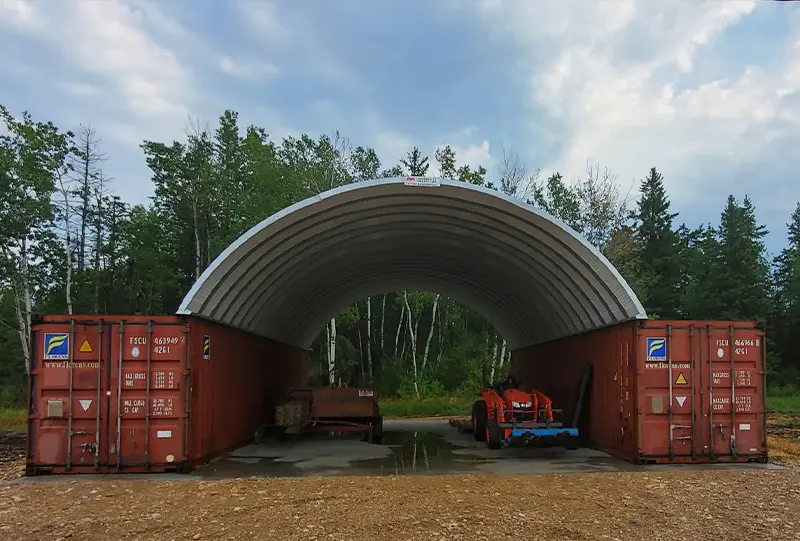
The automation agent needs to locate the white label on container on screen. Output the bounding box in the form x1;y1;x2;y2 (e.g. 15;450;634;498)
156;430;172;439
739;424;751;431
358;389;374;397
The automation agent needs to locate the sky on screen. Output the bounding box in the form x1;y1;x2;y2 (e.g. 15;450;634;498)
1;0;799;255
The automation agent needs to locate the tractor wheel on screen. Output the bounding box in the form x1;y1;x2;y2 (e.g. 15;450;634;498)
472;400;487;442
486;418;503;449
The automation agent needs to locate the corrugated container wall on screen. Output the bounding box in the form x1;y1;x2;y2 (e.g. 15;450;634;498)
26;315;308;475
511;320;767;464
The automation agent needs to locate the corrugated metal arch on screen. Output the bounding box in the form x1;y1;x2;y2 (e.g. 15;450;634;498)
177;177;647;350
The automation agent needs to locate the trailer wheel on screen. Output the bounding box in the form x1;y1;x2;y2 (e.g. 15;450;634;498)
486;418;503;449
472;400;487;442
371;416;383;444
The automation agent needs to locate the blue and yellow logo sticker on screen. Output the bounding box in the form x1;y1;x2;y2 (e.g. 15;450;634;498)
44;333;69;359
203;335;211;360
646;337;666;361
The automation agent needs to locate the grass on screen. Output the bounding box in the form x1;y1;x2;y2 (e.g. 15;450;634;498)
767;387;800;415
379;396;475;418
0;408;26;432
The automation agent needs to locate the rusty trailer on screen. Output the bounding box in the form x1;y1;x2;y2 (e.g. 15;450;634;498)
273;387;383;443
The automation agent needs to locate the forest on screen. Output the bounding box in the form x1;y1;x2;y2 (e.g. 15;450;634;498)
1;104;799;408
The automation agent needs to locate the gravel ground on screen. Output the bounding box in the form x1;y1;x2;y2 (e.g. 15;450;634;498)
1;422;798;541
1;470;798;540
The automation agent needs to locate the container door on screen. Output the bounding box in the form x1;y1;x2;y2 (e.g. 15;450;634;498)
637;324;701;460
698;325;766;459
28;320;109;473
108;321;189;471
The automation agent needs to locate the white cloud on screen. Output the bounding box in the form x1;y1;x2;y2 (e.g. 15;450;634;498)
236;0;288;42
468;0;799;214
218;55;279;80
0;0;196;145
58;81;103;98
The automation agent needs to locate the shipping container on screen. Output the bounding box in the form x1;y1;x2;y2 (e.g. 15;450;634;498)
26;315;308;475
511;320;767;464
28;315;766;475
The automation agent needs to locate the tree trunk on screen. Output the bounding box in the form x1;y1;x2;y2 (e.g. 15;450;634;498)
421;293;440;371
93;178;104;314
436;302;444;368
498;338;507;378
327;317;337;387
366;296;372;378
60;177;74;315
18;238;32;373
394;295;405;358
12;277;31;374
79;136;90;272
380;293;387;352
489;335;499;384
358;320;365;381
192;193;201;280
403;291;420;399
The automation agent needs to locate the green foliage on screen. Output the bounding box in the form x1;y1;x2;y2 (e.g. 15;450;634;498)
634;167;682;319
378;397;474;418
2;102;800;407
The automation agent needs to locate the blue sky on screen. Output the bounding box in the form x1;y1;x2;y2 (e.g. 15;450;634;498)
1;0;799;255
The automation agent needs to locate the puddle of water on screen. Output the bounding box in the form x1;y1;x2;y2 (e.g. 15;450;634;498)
194;429;497;479
351;430;496;475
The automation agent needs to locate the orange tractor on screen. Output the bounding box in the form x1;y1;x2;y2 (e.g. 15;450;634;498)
470;375;579;449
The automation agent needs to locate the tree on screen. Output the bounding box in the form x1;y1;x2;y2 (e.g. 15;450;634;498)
633;167;682;318
532;173;582;232
771;203;800;380
400;147;430;176
715;195;771;321
69;123;107;272
0;105;74;372
435;146;457;179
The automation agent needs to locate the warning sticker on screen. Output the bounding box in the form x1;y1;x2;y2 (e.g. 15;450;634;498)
79;399;92;411
79;339;93;353
675;372;688;385
203;335;211;360
675;396;687;407
613;372;618;381
404;176;441;187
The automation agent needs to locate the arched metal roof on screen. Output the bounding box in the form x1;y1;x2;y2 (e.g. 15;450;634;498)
177;177;647;350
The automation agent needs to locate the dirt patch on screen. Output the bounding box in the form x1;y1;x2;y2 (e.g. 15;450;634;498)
1;470;798;540
0;432;25;482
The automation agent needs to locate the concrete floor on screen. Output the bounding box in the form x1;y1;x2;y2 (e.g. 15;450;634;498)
12;419;780;485
192;419;781;479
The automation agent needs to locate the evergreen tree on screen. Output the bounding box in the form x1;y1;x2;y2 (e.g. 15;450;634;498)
681;225;722;319
400;147;430;176
772;203;800;381
633;167;682;318
716;195;771;321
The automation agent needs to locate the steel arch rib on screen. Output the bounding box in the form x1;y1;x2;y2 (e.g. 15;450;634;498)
177;177;648;350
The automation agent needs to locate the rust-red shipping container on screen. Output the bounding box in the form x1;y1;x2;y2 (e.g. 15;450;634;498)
511;320;767;464
26;315;308;475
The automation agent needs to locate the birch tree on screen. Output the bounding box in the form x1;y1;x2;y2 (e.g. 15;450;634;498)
0;106;73;372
